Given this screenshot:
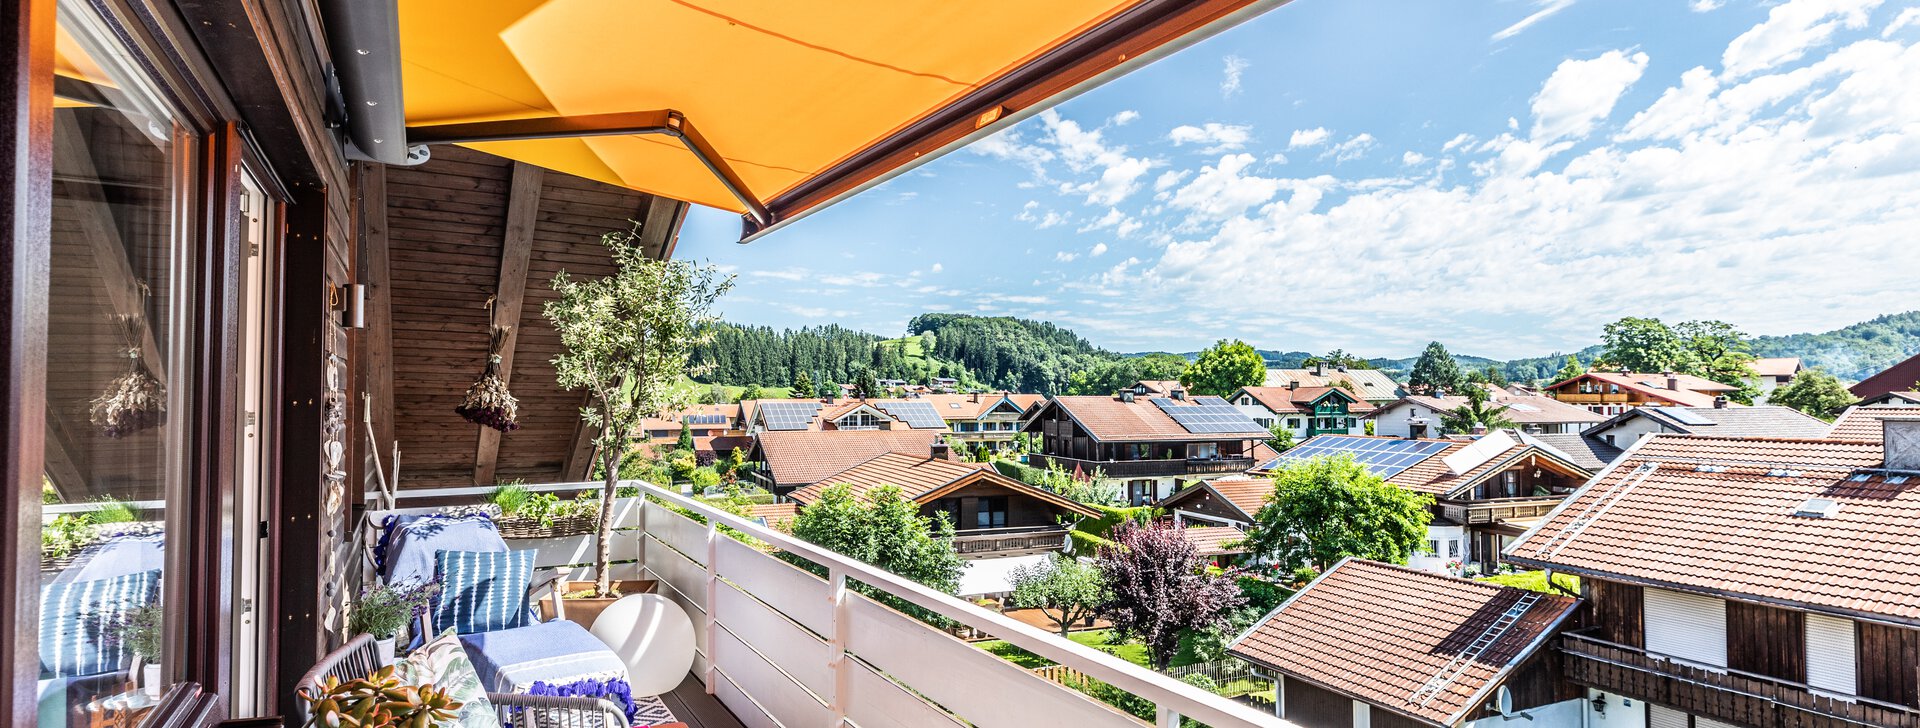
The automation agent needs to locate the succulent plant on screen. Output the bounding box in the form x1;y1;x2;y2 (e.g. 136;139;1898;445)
302;665;463;728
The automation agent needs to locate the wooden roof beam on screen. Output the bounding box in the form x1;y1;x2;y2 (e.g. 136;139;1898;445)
50;113;164;379
472;162;542;485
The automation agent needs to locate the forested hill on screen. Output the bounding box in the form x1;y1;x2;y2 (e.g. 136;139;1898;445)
692;314;1124;393
1749;311;1920;381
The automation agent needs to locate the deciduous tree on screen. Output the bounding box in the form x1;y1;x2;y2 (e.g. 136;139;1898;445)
1242;454;1432;572
1553;354;1585;384
1440;386;1516;434
1181;339;1265;397
1768;369;1859;420
1009;555;1105;637
1600;317;1688;374
786;483;963;594
1094;521;1246;669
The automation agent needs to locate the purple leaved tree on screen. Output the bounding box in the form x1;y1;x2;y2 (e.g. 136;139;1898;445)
1094;520;1246;669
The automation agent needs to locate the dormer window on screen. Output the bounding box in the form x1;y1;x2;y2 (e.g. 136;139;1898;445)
836;411;881;430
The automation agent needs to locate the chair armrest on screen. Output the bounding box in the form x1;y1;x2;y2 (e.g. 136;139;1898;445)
487;691;627;728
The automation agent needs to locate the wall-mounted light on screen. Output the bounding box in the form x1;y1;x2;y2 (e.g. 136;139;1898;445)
332;282;367;329
1589;693;1607;717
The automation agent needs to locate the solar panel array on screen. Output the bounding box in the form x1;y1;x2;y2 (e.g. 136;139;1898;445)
1261;436;1452;478
684;414;729;425
759;401;822;431
1194;396;1232;407
1651;406;1712;425
1149;397;1267;434
877;400;945;429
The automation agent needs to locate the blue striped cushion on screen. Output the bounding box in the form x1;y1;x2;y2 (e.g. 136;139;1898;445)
39;569;161;678
433;550;534;635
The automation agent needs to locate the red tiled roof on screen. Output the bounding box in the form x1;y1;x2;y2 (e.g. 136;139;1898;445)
751;430;943;486
1371;394;1604;425
1230;559;1578;726
1546;371;1737;408
788;451;1099;518
1827;405;1920;441
916;392;1047;420
747;503;799;526
1161;477;1274;520
1179;526;1247;556
1232;386;1375;415
1250;433;1594;497
1851;352;1920;400
1507;435;1920;623
1752;357;1803;378
639;403;742;433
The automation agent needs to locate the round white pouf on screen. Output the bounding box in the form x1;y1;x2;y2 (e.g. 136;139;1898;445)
588;593;698;697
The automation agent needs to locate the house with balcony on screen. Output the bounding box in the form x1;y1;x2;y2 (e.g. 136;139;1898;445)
1230;558;1583;728
741;396;953;435
1543;371;1741;415
788;447;1101;590
1161;476;1276;528
1022;386;1272;506
1580;403;1831;449
1265;364;1407;407
1228;385;1372;438
746;429;946;495
920;392;1048;452
1366;392;1604;438
1747;357;1803;398
1251;432;1595;572
1505;427;1920;728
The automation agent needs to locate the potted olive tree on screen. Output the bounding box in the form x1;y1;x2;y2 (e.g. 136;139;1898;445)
544;223;730;627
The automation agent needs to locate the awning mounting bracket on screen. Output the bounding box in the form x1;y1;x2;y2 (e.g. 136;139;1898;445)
404;110;770;228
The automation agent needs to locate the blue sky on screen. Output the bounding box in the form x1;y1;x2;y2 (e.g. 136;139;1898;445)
676;0;1920;359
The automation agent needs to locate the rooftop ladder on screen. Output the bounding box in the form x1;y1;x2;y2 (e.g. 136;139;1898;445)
1408;592;1544;708
1528;462;1661;559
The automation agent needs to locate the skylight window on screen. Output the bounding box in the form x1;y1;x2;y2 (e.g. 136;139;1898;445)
1792;498;1840;518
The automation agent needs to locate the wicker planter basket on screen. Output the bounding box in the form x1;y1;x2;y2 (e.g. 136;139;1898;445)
494;513;596;539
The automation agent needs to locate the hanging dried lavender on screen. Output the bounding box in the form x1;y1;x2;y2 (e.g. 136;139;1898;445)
90;315;166;438
455;325;520;432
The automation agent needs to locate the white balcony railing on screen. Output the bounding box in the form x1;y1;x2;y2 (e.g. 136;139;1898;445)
382;480;1293;728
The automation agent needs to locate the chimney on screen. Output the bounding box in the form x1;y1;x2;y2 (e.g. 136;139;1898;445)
1172;389;1186;401
1337;364;1348;373
970;391;979;403
1665;372;1679;391
1471;424;1488;436
1287;381;1298;391
1886;419;1920;472
931;439;955;461
1314;361;1326;376
1714;396;1729;409
1120;391;1135;403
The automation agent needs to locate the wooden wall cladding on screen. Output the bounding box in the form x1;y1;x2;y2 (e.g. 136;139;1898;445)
381;146;681;488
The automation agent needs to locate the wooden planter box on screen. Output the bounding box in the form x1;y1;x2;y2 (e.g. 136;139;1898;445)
493;513;595;539
540;579;658;628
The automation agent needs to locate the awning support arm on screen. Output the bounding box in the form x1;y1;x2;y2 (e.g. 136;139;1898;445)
404;110;770;228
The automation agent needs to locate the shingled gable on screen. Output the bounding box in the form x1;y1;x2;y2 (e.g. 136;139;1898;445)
789;451;1099;519
1229;558;1579;727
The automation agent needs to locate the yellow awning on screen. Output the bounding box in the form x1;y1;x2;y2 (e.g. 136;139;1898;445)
399;0;1282;238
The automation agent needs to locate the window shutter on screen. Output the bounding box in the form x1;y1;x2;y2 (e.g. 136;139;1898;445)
1352;700;1370;728
1805;613;1858;697
1645;588;1728;669
1646;704;1689;728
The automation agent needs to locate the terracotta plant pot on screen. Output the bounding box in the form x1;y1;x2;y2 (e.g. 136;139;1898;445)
540;579;657;628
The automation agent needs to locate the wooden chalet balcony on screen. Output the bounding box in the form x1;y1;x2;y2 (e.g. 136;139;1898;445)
1562;633;1920;728
1029;453;1257;478
1553;392;1631;404
953;525;1070;556
384;480;1284;728
1443;496;1565;525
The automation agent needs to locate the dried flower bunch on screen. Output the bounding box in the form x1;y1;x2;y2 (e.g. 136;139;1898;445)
302;666;463;728
90;315;165;438
454;325;519;432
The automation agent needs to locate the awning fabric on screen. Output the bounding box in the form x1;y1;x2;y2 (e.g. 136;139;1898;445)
957;553;1054;598
398;0;1281;239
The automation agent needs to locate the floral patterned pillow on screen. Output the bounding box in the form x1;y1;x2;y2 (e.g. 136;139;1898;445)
394;629;498;728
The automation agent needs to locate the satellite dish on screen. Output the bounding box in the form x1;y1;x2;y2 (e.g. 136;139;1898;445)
1495;686;1514;716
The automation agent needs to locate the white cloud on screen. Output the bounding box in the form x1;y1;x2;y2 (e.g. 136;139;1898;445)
1130;26;1920;357
1403;151;1430;165
1722;0;1882;78
1530;50;1650;141
1078;207;1144;238
1442;133;1476;152
1090;243;1109;257
1288;127;1331;148
1054;251;1080;262
1015;201;1070;229
1690;0;1725;11
1041;110;1158;205
1265;152;1289;164
1221;55;1250;97
1169;122;1254;153
1883;7;1920;36
1110;110;1141;126
1325;133;1377;163
1154;170;1192;192
1492;0;1577;41
1168;154;1285;219
930;263;943;273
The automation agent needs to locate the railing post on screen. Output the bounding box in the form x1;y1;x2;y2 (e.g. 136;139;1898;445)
827;566;851;727
704;519;718;695
1156;705;1181;728
634;488;648;574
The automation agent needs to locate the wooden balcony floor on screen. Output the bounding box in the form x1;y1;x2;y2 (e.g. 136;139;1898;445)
660;674;746;728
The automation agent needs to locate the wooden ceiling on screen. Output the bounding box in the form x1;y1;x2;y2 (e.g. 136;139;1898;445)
368;146;686;489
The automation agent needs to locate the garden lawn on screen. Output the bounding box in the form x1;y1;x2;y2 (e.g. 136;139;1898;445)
974;629;1207;670
1475;570;1578;594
